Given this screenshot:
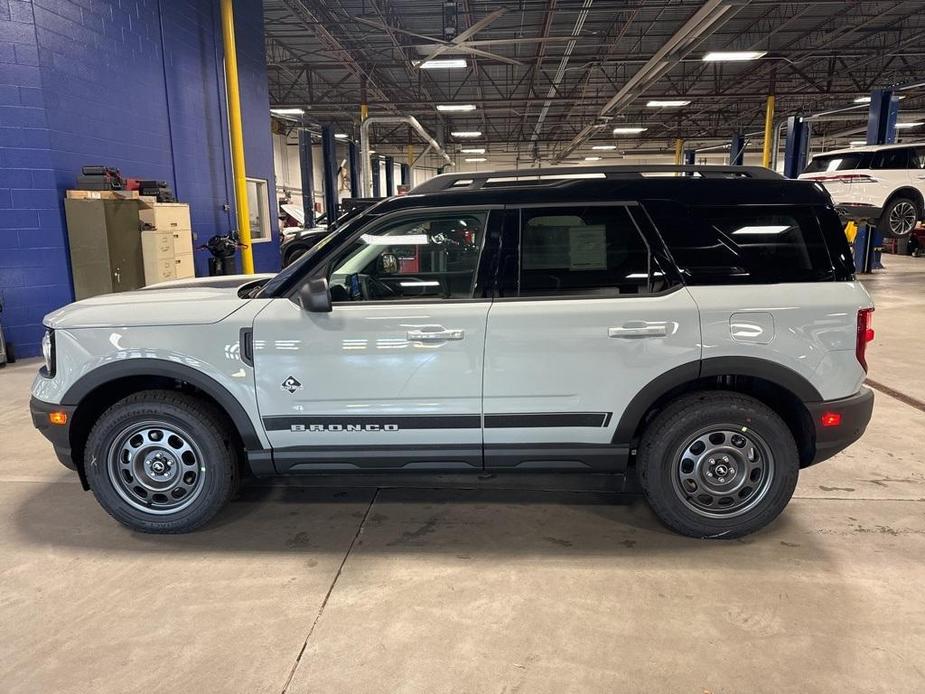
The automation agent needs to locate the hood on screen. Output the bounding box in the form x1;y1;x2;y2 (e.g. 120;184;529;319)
44;277;272;330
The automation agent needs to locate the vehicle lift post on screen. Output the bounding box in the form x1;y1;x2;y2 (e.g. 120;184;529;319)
348;141;360;198
384;156;395;197
298;129;316;228
371;155;381;197
728;132;745;166
321;125;339;221
782;115;809;179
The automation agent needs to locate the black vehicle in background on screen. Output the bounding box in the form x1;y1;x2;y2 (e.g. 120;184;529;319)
280;197;380;267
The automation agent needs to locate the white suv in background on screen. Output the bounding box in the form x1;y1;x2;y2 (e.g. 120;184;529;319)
799;142;925;236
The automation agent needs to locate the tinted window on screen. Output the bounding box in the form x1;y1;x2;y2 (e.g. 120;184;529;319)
802;152;872;173
516;206;662;297
646;202;838;284
872;148;911;169
913;148;925;169
327;212;487;301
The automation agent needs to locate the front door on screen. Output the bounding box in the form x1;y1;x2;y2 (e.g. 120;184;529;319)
253;207;499;472
482;203;701;471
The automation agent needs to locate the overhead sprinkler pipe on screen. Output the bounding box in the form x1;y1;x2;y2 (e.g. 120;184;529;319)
359;117;451;197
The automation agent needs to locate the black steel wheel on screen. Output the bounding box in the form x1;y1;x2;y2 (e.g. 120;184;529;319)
85;390;238;533
637;391;799;539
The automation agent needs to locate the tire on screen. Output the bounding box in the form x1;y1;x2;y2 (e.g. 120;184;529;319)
84;390;238;533
636;391;799;539
283;245;308;267
879;196;920;237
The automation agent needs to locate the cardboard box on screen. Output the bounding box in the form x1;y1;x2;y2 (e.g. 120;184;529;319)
66;189;140;200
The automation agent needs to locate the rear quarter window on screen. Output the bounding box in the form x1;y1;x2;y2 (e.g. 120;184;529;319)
644;201;852;284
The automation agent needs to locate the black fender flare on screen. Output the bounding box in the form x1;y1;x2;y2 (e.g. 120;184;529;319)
62;358;264;450
613;356;822;443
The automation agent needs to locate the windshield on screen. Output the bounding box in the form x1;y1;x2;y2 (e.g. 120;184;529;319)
257;208;378;297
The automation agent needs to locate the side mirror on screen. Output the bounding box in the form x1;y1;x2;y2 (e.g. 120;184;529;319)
298;277;332;313
377;252;399;275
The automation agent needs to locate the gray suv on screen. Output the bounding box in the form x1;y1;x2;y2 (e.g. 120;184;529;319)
31;165;875;538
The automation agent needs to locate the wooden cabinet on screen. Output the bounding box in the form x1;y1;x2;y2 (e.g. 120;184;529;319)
139;203;195;285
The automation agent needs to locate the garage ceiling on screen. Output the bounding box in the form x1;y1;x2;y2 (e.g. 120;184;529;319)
264;0;925;164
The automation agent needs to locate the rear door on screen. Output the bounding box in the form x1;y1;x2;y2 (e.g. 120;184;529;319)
481;203;701;471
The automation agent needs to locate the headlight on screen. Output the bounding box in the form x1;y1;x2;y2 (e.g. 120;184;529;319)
41;329;55;377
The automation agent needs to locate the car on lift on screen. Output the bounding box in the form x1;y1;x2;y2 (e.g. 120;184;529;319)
31;165;874;539
799;142;925;236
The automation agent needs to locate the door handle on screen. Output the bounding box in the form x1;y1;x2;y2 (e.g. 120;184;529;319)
609;324;667;338
406;328;465;341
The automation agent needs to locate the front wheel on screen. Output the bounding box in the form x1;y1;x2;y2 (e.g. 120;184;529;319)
880;197;919;237
84;390;238;533
636;391;799;539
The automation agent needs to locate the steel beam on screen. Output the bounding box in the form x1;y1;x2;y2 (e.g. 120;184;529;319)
729;132;745;166
348;141;360;198
783;115;809;179
371;156;381;198
384;156;395;197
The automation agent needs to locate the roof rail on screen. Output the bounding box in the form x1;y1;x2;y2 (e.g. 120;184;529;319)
409;164;783;193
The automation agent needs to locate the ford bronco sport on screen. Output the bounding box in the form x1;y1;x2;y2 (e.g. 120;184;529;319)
31;165;875;538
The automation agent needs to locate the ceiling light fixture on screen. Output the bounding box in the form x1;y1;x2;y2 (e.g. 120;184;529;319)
853;97;872;104
612;127;647;134
646;99;691;107
334;133;349;139
584;156;602;161
591;145;617;150
460;148;486;154
451;130;482;138
702;51;767;62
270;108;304;115
419;58;467;69
436;104;477;112
465;157;487;162
895;122;923;129
849;141;867;147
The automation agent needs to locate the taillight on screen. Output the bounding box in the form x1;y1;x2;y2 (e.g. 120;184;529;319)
856;308;874;372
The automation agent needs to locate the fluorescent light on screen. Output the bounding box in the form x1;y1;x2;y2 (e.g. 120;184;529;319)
849;141;867;147
591;145;617;150
334;133;349;139
460;148;485;154
451;130;482;138
465;157;487;162
361;234;429;246
584;156;602;161
646;99;691;108
400;280;440;287
436;104;476;112
270;108;304;115
419;59;467;69
702;51;767;62
853;97;871;104
613;127;647;134
895;122;923;129
732;225;791;235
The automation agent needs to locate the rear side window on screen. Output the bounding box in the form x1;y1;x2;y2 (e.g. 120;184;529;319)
871;148;912;169
515;205;665;297
645;202;843;284
802;152;872;173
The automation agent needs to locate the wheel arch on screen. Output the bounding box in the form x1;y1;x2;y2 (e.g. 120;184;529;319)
883;187;925;217
62;359;265;487
615;357;820;467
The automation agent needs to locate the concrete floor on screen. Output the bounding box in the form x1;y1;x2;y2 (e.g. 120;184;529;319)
2;256;924;693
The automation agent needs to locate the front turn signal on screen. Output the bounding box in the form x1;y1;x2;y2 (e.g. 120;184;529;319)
48;411;68;426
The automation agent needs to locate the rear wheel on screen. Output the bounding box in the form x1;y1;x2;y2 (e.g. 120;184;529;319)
636;391;799;539
85;390;238;533
880;196;919;237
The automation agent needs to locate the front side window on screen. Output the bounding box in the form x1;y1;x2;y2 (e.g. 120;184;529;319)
327;212;487;302
516;206;658;297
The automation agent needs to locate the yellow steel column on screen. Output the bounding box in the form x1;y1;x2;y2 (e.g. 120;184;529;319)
220;0;254;274
761;94;776;169
674;138;683;165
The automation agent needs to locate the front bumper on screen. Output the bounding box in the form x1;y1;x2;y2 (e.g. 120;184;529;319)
30;396;77;471
806;386;874;466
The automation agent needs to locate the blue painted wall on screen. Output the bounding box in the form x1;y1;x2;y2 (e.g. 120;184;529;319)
0;0;278;357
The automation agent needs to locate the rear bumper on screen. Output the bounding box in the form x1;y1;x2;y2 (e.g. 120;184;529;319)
30;396;77;471
836;204;882;223
805;386;874;466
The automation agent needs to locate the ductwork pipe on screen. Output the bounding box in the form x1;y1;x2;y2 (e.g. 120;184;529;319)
360;116;452;197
